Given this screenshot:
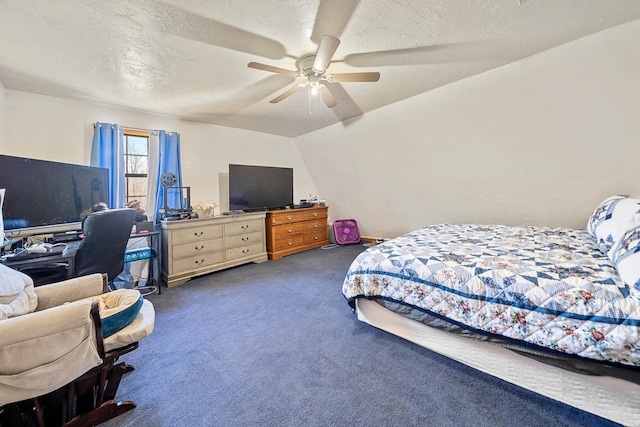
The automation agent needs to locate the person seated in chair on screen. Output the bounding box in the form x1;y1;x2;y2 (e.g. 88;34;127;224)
78;202;109;239
92;202;109;212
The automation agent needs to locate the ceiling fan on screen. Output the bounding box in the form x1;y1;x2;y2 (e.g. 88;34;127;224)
248;35;380;108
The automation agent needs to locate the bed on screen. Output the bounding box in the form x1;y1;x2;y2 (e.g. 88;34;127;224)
342;196;640;426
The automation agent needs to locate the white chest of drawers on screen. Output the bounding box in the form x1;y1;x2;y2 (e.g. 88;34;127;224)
161;212;267;287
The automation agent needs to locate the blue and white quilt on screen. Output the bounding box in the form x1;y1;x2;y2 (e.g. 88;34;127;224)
342;224;640;367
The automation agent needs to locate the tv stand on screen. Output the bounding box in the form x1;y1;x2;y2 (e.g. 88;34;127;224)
265;206;329;260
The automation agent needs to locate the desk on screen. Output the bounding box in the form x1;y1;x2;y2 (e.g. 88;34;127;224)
2;232;161;293
1;242;80;283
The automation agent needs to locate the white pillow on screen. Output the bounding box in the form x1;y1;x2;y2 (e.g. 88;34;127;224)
587;196;640;253
609;224;640;297
0;264;38;320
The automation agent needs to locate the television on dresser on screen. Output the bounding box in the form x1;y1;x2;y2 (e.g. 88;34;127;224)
0;154;110;232
228;164;293;212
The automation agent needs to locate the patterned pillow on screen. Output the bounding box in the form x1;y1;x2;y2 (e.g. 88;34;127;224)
587;196;640;253
609;224;640;296
76;289;143;337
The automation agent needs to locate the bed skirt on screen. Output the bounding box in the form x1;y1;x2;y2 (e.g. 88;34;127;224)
355;298;640;426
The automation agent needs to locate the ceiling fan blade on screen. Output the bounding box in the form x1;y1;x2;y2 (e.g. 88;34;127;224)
319;85;337;108
248;62;299;77
327;72;380;83
343;41;510;67
313;35;340;72
158;4;287;60
311;0;361;44
269;84;305;104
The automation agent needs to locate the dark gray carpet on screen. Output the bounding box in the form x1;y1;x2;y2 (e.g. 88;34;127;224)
103;245;619;427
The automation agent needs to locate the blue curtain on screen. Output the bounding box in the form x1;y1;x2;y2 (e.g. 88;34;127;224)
91;122;125;209
152;130;182;221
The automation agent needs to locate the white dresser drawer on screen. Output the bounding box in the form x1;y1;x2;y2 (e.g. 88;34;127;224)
224;219;264;236
225;231;263;248
172;237;223;259
225;242;265;261
172;223;223;244
172;251;225;274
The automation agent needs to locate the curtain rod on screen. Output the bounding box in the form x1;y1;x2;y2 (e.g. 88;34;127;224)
122;126;151;133
92;123;151;133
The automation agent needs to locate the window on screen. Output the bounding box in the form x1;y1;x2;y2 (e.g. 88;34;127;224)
123;130;149;211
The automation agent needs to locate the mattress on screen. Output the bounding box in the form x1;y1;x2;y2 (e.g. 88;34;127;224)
342;224;640;369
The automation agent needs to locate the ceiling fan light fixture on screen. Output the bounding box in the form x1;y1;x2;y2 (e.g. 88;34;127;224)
310;81;320;95
247;35;380;108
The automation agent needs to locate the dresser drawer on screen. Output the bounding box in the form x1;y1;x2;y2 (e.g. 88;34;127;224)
273;234;305;251
225;231;264;248
225;242;265;261
172;238;223;259
272;222;305;238
225;219;264;235
304;230;327;245
268;211;305;225
303;209;327;220
171;223;223;244
172;251;225;274
303;220;325;232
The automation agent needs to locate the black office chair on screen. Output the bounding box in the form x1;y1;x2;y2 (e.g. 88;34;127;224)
24;209;137;286
74;208;137;280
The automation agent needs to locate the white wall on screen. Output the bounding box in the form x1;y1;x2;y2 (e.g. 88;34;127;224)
2;92;317;208
296;21;640;239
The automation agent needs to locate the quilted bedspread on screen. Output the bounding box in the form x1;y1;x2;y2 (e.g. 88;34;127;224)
342;224;640;367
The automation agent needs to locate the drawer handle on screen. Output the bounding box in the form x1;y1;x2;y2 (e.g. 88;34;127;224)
287;228;293;233
286;215;293;220
241;225;249;229
194;231;204;236
288;241;293;246
242;249;250;254
313;224;318;228
242;237;249;242
194;259;205;265
195;245;205;250
314;235;319;240
313;213;318;217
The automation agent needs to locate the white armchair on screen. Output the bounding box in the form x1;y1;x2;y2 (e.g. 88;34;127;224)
0;266;154;426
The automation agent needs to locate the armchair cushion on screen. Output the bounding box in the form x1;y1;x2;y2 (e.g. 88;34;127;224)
0;264;37;320
34;273;105;311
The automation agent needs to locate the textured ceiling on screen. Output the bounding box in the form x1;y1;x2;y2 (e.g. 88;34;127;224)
2;1;640;137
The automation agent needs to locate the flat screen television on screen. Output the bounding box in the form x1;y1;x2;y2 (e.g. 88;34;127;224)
0;154;110;232
228;164;293;212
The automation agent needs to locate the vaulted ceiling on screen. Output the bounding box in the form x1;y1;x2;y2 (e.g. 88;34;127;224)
2;1;640;137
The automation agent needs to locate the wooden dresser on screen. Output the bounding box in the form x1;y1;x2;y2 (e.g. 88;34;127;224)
265;206;329;260
161;212;267;287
